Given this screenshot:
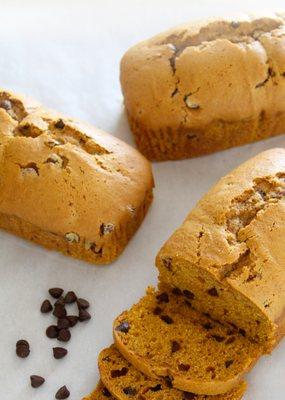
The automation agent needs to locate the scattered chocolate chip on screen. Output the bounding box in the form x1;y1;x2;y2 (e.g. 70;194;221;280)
64;291;77;304
123;387;137;396
79;309;91;322
16;340;30;358
211;335;225;343
207;287;218;297
58;329;71;342
54;297;65;307
150;384;162;392
77;298;90;309
30;375;45;388
102;387;112;397
115;321;130;333
160;315;173;324
111;367;128;378
0;99;12;110
53;347;68;359
164;376;173;388
178;364;190;372
162;257;172;270
225;360;234;368
156;292;169;303
183;393;196;400
230;21;240;29
40;299;53;313
153;306;162;315
202;323;213;331
183;290;195;300
185;300;193;308
53;305;67;318
57;318;70;330
46;325;59;339
171;340;181;353
225;336;236;345
66;315;79;327
172;288;182;296
55;385;70;399
49;288;64;298
239;329;246;337
100;223;114;235
54;119;65;130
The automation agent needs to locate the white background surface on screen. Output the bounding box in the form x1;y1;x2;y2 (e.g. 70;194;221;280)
0;0;284;399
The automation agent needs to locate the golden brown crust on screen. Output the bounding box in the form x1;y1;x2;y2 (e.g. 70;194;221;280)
98;345;247;400
0;89;154;264
113;286;260;395
156;148;285;348
121;14;285;160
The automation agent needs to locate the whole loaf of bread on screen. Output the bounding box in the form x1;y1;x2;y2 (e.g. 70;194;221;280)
121;13;285;160
0;90;154;264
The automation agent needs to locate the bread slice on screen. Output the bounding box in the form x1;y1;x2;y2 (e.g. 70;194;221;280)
98;345;247;400
82;381;115;400
156;148;285;350
0;90;153;264
121;13;285;160
113;285;260;395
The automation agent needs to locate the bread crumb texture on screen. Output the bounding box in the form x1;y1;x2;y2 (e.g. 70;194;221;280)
121;13;285;160
0;90;154;264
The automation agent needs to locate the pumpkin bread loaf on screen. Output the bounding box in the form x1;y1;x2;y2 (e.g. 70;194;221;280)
95;345;247;400
121;13;285;160
113;285;260;395
156;148;285;350
0;90;154;264
83;381;115;400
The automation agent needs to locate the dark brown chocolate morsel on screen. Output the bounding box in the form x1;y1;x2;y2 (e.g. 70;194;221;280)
77;298;90;309
57;329;71;342
207;287;218;297
49;288;64;298
156;292;169;303
53;347;68;359
54;119;65;130
40;299;53;313
160;315;173;324
64;291;77;304
115;321;130;333
30;375;45;388
55;385;70;399
79;309;91;322
111;367;128;378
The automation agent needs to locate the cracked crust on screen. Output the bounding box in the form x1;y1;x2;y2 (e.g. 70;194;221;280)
113;286;259;395
0;89;154;264
156;148;285;350
121;13;285;160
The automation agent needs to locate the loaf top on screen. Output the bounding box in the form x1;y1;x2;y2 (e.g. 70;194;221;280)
157;149;285;330
113;285;260;395
0;90;153;242
121;13;285;130
98;345;247;400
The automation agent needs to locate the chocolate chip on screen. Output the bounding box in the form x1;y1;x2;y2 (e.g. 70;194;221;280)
30;375;45;388
40;299;53;313
64;291;77;304
225;360;234;368
150;384;162;392
77;298;90;309
162;257;172;270
16;340;30;358
53;347;68;359
207;287;218;297
153;306;162;315
178;364;190;372
172;288;182;296
0;99;12;110
156;292;169;303
171;340;181;353
58;329;71;342
202;323;213;330
79;309;91;322
111;367;128;378
53;305;67;318
55;385;70;399
100;223;114;235
211;335;225;342
183;290;195;300
239;329;246;337
57;318;70;330
46;325;58;339
164;376;173;388
225;336;236;345
102;387;112;397
49;288;64;298
230;21;240;29
54;119;65;130
115;321;130;333
183;393;196;400
123;387;137;396
54;296;65;307
160;315;173;324
66;315;79;327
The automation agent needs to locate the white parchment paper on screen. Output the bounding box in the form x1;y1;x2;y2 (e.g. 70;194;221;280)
0;1;284;399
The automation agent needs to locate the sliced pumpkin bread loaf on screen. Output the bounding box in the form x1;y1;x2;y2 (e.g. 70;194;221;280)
156;148;285;350
97;345;247;400
113;285;260;395
83;381;115;400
